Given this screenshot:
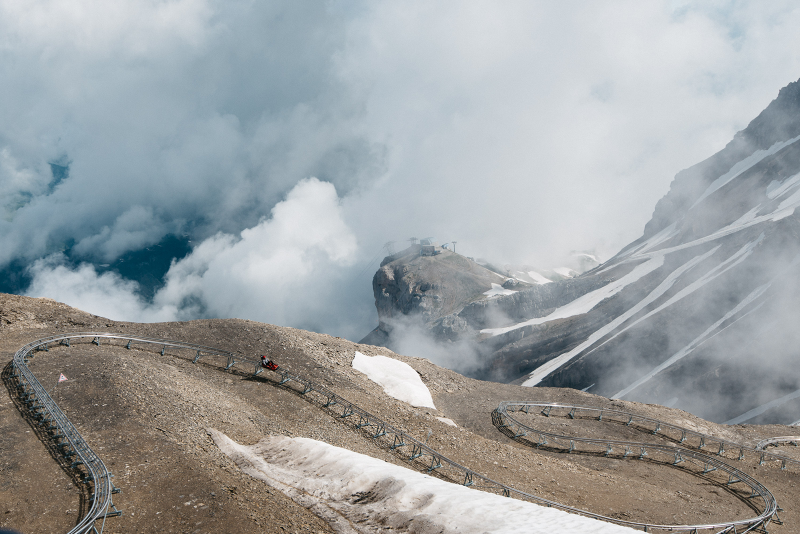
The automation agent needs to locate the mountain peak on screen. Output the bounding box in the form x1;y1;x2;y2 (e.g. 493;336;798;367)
642;76;800;242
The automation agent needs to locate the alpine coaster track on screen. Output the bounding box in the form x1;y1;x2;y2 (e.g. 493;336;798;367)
10;333;797;533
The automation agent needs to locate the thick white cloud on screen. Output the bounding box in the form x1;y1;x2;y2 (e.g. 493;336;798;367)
154;177;360;329
8;1;800;340
26;257;175;323
340;2;800;264
26;178;371;337
0;0;369;265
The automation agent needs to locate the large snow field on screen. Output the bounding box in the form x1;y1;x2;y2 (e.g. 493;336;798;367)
482;255;664;337
210;430;638;534
352;351;435;409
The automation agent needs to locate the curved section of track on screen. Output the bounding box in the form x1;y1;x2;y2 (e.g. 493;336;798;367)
756;436;800;450
11;332;238;533
494;402;794;533
11;333;793;534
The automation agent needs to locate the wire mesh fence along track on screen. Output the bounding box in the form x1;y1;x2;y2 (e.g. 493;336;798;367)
11;333;790;534
495;402;788;533
499;402;800;473
755;436;800;451
11;334;128;534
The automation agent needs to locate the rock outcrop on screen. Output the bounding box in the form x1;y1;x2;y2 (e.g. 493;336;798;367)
360;245;514;348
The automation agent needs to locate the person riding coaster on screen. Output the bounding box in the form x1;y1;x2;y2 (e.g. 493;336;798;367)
260;355;279;371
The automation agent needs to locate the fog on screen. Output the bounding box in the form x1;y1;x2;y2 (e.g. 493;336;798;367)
3;1;800;342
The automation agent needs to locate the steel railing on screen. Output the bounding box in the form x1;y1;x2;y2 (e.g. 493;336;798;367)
11;333;792;534
498;401;800;472
495;402;787;533
11;332;242;533
755;436;800;451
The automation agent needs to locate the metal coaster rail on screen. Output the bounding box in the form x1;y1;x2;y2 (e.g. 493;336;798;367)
10;332;793;534
494;402;791;533
497;402;800;473
755;436;800;451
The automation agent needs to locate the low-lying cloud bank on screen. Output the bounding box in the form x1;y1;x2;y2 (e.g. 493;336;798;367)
27;178;373;339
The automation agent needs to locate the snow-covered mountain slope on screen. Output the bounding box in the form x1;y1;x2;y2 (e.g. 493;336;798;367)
485;77;800;425
361;77;800;426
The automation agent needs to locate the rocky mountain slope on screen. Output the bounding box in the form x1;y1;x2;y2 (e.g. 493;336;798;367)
360;245;602;356
364;77;800;427
3;294;799;533
359;245;515;347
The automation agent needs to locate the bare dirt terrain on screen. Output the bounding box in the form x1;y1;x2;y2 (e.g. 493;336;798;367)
1;293;799;533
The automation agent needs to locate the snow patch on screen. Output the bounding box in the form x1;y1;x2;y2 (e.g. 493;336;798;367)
553;267;577;278
483;283;516;298
776;185;800;213
482;256;664;337
722;206;761;230
210;430;637;534
692;134;800;209
436;417;457;427
527;271;553;285
613;282;770;399
724;388;800;425
352;352;435;409
766;172;800;199
614;222;679;262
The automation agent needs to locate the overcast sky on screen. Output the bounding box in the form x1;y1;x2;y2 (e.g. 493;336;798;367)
3;0;800;340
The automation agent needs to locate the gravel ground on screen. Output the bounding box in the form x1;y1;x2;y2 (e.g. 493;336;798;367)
1;293;799;533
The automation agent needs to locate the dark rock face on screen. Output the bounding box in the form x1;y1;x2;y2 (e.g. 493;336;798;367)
373;248;489;321
643;78;800;241
363;246;510;349
457;275;613;331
